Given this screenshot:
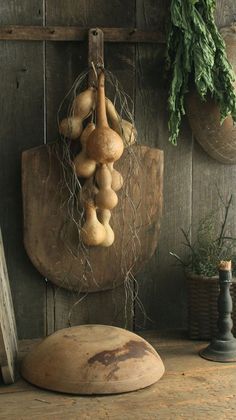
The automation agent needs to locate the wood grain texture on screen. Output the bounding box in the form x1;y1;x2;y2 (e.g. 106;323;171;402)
0;26;165;43
215;0;236;27
1;333;236;418
44;0;137;330
22;144;163;292
135;0;192;330
0;228;18;384
0;0;46;339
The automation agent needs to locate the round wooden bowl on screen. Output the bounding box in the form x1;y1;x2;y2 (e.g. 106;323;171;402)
186;25;236;164
21;325;165;395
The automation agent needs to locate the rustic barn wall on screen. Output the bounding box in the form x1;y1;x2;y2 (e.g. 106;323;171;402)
0;0;235;338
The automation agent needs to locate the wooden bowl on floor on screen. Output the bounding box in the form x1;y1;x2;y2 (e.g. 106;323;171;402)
21;325;165;395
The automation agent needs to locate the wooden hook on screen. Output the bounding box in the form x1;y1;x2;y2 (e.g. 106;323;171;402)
88;28;104;88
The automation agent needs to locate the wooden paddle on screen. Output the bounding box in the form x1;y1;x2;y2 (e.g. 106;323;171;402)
22;143;163;292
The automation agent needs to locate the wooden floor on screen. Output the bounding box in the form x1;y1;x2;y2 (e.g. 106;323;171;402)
1;331;236;420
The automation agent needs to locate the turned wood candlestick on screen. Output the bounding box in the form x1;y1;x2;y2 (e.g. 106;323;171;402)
200;261;236;362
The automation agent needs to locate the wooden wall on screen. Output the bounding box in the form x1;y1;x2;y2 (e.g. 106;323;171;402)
0;0;236;338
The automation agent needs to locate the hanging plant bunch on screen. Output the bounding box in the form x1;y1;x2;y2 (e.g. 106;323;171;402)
58;70;137;249
166;0;236;151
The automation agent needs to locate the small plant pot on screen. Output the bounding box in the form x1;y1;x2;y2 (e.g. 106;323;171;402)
186;272;236;340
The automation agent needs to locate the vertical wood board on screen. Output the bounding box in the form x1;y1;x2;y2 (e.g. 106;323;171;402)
0;0;46;339
135;0;192;330
0;228;18;384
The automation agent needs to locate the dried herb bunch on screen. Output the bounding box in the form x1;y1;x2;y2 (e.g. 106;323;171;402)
166;0;236;145
170;194;236;277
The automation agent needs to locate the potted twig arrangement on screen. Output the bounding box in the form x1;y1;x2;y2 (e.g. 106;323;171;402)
170;194;236;340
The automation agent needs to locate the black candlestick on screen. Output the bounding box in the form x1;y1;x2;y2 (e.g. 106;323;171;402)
200;262;236;362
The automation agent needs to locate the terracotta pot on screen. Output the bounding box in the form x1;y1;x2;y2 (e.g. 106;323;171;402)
186;25;236;164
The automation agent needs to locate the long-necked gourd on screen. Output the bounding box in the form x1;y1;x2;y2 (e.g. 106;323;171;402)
86;72;124;163
95;164;118;210
98;209;115;247
73;122;96;178
81;200;106;246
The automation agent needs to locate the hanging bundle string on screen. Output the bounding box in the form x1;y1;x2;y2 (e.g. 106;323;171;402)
51;67;151;327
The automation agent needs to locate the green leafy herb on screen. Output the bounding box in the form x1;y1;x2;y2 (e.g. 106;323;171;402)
170;194;236;277
166;0;236;145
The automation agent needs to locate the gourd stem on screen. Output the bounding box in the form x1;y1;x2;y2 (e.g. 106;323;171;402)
96;72;108;128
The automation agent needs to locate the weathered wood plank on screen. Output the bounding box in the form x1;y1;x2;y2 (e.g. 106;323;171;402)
215;0;236;27
191;0;236;291
0;228;18;384
0;0;46;339
45;0;136;330
0;26;165;43
135;0;192;330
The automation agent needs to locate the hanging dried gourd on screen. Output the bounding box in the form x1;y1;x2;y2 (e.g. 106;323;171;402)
106;98;137;147
72;87;96;118
95;164;118;210
98;209;115;247
73;122;96;178
107;162;123;192
81;200;106;246
59;87;96;140
86;72;124;163
166;0;236;163
59;117;83;140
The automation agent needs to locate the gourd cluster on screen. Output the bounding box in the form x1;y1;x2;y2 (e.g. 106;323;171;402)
59;72;136;247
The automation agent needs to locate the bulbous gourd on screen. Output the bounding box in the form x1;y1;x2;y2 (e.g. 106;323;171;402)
72;87;96;120
81;201;106;246
73;122;96;178
98;209;115;247
86;72;124;163
95;164;118;210
59;117;83;140
107;162;123;192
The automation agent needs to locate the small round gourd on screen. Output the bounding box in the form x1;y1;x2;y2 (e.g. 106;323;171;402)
81;201;106;246
59;117;83;140
95;164;118;210
86;72;124;163
73;122;96;178
72;87;96;120
107;162;123;192
98;209;115;247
